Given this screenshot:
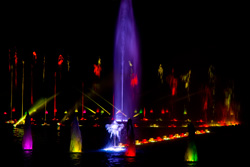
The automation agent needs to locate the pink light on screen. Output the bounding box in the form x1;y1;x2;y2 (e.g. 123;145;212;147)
4;112;7;115
45;111;48;114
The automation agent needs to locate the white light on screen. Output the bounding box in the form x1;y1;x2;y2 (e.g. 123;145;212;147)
103;146;125;152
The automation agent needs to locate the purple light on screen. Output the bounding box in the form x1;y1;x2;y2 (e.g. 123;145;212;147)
22;112;33;150
114;0;140;121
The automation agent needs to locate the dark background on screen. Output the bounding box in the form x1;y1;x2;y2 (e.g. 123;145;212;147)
1;0;248;124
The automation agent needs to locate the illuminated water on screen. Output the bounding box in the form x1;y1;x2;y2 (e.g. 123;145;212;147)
22;112;32;150
114;0;140;121
1;125;247;167
70;116;82;153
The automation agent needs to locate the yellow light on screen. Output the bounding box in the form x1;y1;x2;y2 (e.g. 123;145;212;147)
149;138;156;142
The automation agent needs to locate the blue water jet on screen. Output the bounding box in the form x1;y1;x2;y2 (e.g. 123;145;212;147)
114;0;140;121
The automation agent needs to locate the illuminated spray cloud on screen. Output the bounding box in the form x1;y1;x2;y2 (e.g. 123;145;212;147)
104;121;125;151
113;0;140;121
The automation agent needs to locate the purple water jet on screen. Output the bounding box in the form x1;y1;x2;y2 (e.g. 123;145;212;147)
22;112;33;150
114;0;140;121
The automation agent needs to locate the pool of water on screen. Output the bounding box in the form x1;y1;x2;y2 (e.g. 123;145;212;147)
1;124;247;167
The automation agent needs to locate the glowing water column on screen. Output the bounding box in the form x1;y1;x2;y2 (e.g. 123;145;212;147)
70;116;82;153
113;0;140;121
22;112;33;150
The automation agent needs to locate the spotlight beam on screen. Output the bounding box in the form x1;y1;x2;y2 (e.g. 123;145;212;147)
89;89;120;111
77;89;111;115
14;94;57;127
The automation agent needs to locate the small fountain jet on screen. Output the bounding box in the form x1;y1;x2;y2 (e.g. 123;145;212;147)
125;118;136;157
70;115;82;153
104;121;124;151
22;112;33;150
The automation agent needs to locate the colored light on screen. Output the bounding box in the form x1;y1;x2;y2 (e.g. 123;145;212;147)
70;116;82;153
130;74;138;87
94;64;102;77
58;54;64;66
103;146;125;152
185;141;198;162
22;112;33;150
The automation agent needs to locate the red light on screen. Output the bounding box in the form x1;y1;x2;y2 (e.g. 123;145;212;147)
130;74;138;87
161;109;165;114
12;108;15;112
125;145;136;157
134;123;139;127
96;108;99;113
156;137;163;142
33;51;37;61
58;54;64;66
166;109;169;113
150;109;153;113
142;139;148;144
4;112;7;115
94;64;102;77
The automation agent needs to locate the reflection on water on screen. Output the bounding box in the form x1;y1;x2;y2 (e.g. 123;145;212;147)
105;152;137;167
69;153;82;167
185;162;198;167
23;150;33;167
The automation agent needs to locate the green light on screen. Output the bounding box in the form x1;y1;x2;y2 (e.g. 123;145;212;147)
14;94;56;127
139;109;143;114
185;141;198;162
184;109;187;115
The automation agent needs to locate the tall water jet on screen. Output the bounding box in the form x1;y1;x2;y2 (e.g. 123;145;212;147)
22;112;33;150
114;0;140;121
125;118;136;157
70;115;82;153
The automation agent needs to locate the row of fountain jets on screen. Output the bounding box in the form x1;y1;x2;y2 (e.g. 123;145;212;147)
22;112;137;157
22;112;197;162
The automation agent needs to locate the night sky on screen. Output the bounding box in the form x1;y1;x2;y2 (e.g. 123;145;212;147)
2;1;248;124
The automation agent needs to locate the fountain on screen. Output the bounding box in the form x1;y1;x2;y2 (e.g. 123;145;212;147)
113;0;140;121
125;118;136;157
104;0;139;152
104;121;125;151
70;115;82;153
22;112;33;150
184;122;198;162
